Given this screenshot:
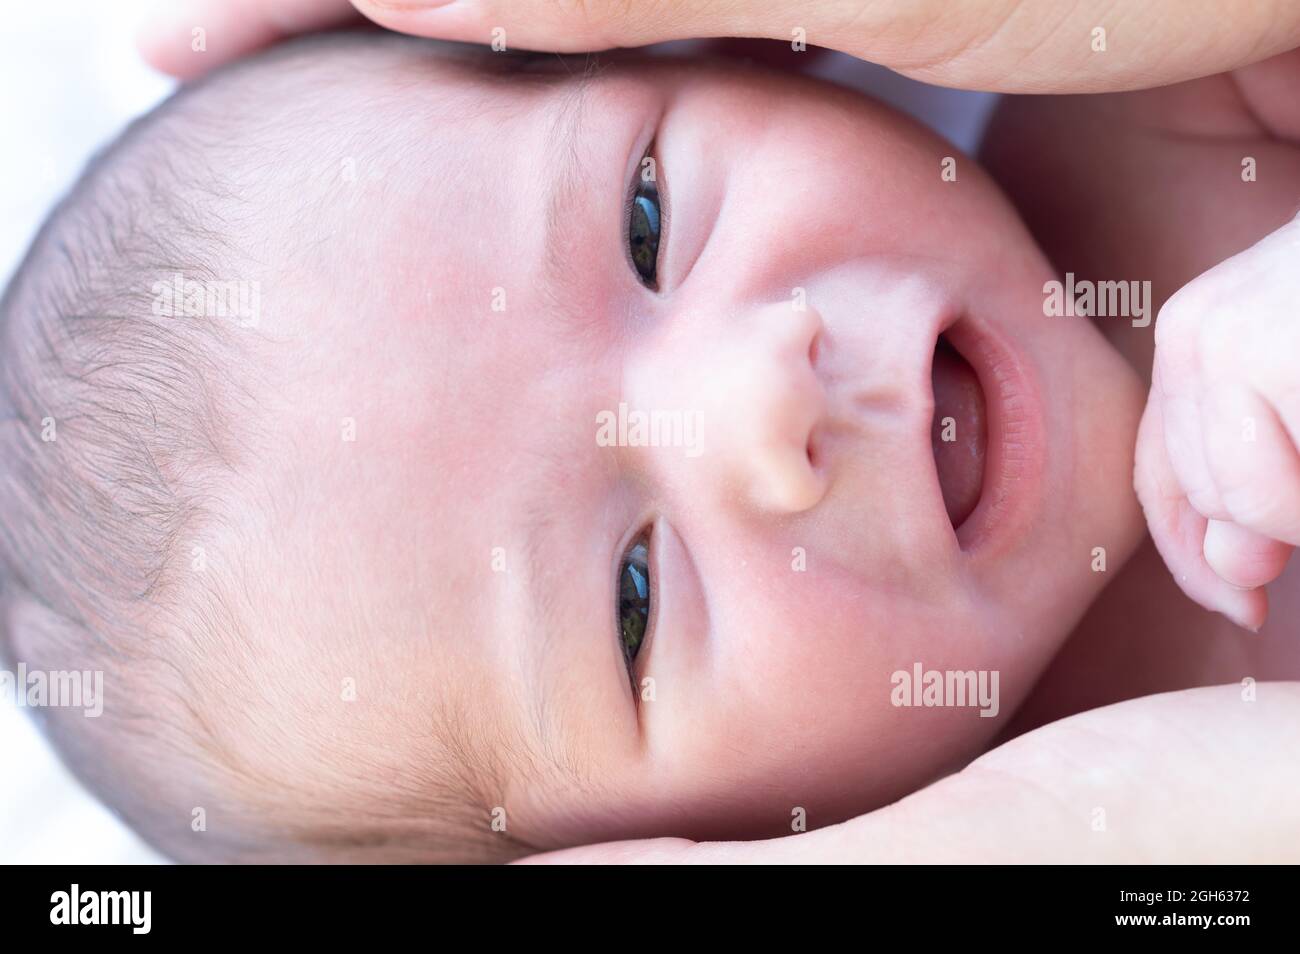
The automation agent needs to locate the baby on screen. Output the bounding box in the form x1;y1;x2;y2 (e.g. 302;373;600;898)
0;30;1287;863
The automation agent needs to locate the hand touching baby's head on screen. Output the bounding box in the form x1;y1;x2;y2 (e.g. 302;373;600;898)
0;32;1144;862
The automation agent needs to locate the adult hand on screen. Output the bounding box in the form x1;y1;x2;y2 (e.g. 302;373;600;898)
139;0;1300;93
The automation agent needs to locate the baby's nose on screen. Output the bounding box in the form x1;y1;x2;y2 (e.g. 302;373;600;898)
621;300;828;514
717;302;826;513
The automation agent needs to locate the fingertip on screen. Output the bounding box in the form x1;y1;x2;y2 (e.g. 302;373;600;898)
137;0;365;81
134;9;185;78
352;0;490;46
1220;586;1268;634
1202;519;1292;590
134;0;209;79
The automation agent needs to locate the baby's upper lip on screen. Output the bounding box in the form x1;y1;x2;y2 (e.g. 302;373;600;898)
810;289;961;570
805;268;1048;576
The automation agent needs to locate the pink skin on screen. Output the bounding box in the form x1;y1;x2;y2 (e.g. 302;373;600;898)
231;54;1145;850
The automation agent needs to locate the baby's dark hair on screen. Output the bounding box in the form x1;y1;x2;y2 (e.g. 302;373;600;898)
0;31;581;863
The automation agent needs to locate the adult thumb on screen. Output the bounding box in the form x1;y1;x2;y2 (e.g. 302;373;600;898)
352;0;1300;93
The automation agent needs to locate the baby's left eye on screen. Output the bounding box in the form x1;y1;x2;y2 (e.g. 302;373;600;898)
626;168;661;289
617;536;651;667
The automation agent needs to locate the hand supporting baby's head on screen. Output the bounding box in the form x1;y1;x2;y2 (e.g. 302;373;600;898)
0;32;1145;862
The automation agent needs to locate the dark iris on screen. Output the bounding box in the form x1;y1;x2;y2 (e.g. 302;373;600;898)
628;185;661;287
617;539;651;665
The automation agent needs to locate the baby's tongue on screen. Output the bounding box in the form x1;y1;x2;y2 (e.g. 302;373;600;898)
930;341;986;529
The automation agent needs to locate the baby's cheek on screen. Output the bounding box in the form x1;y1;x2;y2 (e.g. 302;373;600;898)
708;578;905;722
690;602;994;819
631;570;1033;833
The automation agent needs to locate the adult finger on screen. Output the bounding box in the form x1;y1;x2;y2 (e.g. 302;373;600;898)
138;0;360;79
140;0;1300;93
348;0;1300;93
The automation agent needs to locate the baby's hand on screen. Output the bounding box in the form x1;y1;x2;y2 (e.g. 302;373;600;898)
1135;214;1300;630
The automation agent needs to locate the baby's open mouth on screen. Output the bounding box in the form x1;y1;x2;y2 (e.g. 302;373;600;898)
930;334;987;531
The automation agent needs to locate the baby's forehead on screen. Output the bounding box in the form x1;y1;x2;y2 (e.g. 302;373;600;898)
182;51;576;336
268;61;650;327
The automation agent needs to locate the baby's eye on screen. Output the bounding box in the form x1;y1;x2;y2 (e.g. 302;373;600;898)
626;169;661;289
616;534;652;667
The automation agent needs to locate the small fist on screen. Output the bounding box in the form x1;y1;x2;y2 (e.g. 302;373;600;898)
1134;213;1300;630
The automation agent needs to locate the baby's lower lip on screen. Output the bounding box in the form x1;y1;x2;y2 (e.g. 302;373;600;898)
937;314;1046;556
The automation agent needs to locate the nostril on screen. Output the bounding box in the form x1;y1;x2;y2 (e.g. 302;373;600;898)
808;329;821;368
806;430;818;470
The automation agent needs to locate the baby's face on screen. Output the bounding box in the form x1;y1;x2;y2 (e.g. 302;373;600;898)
236;53;1144;849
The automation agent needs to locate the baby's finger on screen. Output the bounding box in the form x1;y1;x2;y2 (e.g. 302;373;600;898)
1201;381;1300;546
1161;391;1229;521
1152;293;1228;521
138;0;359;79
1203;519;1293;591
1134;389;1267;631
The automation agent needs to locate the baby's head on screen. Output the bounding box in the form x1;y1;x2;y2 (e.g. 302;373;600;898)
0;33;1144;861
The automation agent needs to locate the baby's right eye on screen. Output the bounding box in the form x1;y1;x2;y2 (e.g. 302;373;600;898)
616;533;652;669
625;155;662;289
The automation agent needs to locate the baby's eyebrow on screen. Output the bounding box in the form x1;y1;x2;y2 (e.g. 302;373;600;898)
538;80;611;346
544;83;588;242
517;444;591;737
